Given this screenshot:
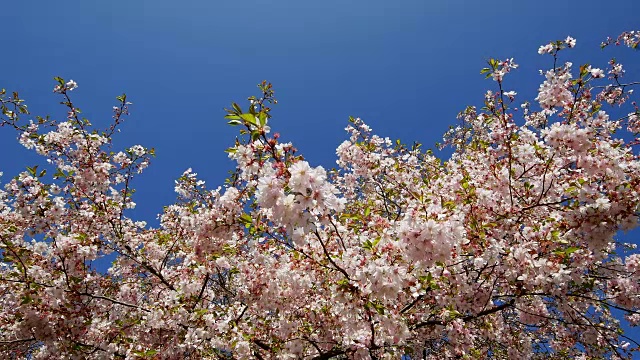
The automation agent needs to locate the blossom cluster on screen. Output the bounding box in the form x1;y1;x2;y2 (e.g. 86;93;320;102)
1;32;640;359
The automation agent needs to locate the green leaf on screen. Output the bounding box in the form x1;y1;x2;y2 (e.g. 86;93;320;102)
565;246;580;255
239;213;253;228
225;114;241;120
579;63;589;78
565;186;578;195
367;301;385;315
26;166;38;176
553;246;580;257
240;113;257;126
372;237;381;248
443;201;456;210
133;349;159;358
258;112;268;127
339;213;361;221
251;131;260;142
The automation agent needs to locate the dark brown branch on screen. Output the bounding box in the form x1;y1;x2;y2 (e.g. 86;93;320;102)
411;299;515;330
190;273;210;311
314;229;351;281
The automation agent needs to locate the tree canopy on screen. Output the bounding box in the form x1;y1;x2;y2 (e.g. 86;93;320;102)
1;32;640;359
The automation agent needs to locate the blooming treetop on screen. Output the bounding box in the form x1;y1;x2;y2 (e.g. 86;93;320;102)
1;34;640;359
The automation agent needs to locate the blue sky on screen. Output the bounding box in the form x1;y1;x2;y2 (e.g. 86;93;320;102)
1;0;640;353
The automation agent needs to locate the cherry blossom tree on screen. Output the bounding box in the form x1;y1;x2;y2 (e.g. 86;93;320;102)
1;32;640;359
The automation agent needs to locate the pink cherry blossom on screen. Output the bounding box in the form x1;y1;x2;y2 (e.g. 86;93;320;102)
1;31;640;359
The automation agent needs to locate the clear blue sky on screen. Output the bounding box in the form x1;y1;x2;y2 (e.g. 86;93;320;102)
1;0;640;353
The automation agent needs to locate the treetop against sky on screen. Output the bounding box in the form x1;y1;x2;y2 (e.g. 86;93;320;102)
2;1;640;358
1;30;640;358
